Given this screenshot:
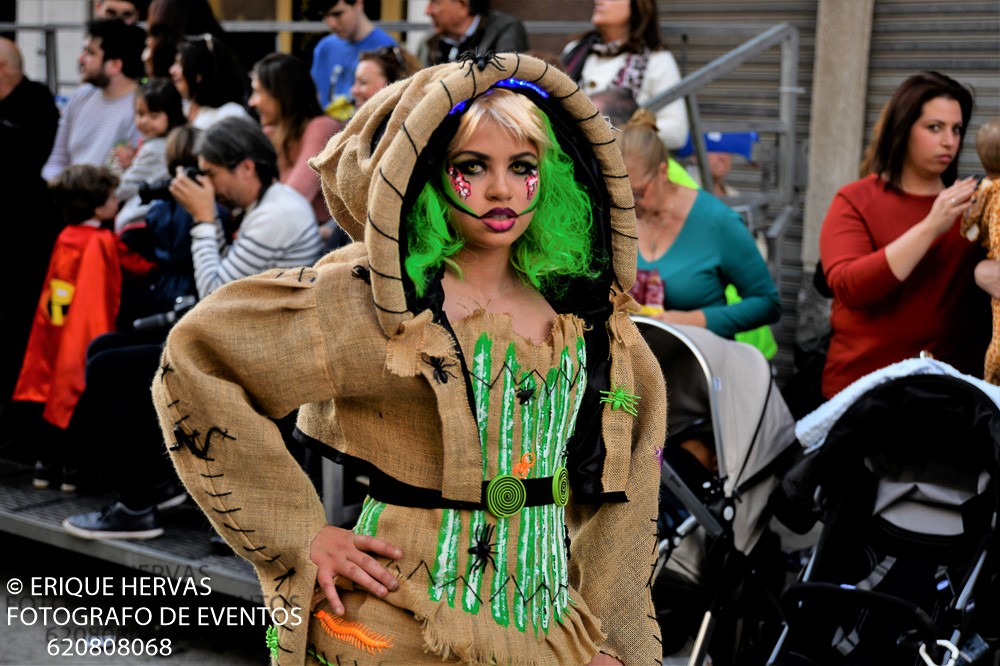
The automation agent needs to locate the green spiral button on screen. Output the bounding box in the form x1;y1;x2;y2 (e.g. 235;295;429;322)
486;474;526;518
552;467;569;506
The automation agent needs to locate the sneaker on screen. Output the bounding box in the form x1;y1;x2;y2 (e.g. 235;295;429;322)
60;465;82;493
32;460;59;490
62;501;163;540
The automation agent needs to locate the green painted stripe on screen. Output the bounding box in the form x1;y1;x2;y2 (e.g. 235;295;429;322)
357;497;386;537
498;343;518;476
472;332;492;477
352;497;374;536
443;508;460;606
538;365;561;477
462;511;486;614
550;346;574;475
514;503;532;633
519;373;537;467
567;337;588;437
538;504;552;635
552;504;568;620
490;516;510;627
429;508;461;605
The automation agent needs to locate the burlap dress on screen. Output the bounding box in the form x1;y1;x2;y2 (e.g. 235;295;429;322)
313;311;605;663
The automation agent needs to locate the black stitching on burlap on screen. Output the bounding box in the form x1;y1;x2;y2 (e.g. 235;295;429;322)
222;522;254;534
368;264;402;281
274;567;296;590
366;212;398;242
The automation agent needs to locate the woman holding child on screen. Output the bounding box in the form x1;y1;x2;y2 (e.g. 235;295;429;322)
152;55;664;664
819;71;989;397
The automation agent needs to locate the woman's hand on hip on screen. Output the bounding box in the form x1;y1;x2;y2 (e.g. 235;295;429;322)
310;525;402;615
586;653;624;665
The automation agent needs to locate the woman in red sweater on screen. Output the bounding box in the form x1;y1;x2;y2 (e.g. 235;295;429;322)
820;71;990;397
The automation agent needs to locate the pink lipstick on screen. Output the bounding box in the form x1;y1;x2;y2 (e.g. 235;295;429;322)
480;208;518;232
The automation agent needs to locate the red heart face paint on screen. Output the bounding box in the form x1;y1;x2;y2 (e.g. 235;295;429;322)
446;163;472;200
526;172;538;201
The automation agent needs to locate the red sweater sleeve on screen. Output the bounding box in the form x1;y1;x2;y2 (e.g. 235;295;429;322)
820;181;902;310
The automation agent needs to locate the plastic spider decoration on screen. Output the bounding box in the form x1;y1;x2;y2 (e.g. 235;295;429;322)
467;523;498;573
425;356;458;384
599;385;641;417
459;49;504;73
516;386;535;405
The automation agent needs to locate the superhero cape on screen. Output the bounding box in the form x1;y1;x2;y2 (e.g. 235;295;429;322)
13;223;121;428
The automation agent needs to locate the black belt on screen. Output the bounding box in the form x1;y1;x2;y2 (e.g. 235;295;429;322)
368;467;570;518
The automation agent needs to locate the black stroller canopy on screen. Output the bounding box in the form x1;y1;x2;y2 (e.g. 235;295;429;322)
775;375;1000;535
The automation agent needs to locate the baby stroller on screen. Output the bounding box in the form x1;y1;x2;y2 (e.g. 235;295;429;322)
633;317;798;665
768;358;1000;666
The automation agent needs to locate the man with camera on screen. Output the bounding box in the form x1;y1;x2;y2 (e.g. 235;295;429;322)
169;116;324;298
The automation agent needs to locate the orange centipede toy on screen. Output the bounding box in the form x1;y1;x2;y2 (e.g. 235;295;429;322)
314;609;393;654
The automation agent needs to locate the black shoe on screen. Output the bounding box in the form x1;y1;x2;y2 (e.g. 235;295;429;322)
32;460;60;490
62;501;163;540
60;465;82;493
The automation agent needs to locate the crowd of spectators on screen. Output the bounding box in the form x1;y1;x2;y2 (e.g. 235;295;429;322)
0;0;994;550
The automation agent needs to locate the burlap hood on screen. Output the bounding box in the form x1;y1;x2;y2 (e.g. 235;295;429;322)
309;53;638;335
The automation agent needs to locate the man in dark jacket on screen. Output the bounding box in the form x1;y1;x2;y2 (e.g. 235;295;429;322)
0;37;61;402
419;0;528;66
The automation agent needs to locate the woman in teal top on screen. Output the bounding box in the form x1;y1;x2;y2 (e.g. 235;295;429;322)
621;109;780;339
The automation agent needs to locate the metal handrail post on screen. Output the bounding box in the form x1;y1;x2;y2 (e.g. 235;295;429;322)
687;94;712;188
44;27;58;95
778;30;801;206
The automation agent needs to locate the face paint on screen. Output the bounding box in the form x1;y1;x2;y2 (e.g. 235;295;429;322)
525;171;538;201
446;163;472;200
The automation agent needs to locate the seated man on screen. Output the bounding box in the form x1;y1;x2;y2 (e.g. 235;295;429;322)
419;0;528;66
62;117;324;540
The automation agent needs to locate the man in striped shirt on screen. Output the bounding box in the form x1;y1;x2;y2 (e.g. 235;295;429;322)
42;19;145;180
169;116;325;297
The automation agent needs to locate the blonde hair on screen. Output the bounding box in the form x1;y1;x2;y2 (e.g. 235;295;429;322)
976;118;1000;175
449;88;550;156
620;108;669;179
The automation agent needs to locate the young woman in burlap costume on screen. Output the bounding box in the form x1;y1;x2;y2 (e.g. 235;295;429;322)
152;54;666;665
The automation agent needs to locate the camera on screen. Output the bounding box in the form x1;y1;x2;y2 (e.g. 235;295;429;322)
132;294;198;331
137;166;205;204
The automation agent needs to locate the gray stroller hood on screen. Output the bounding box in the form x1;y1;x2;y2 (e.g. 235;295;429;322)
634;317;796;555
